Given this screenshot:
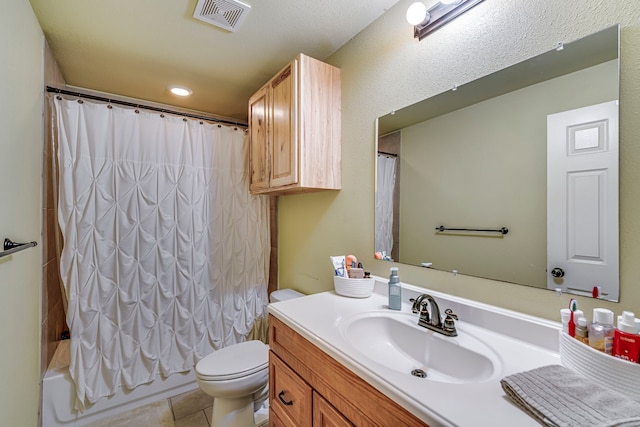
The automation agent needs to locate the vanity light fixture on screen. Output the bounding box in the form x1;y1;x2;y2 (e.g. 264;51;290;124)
407;0;485;41
168;85;193;96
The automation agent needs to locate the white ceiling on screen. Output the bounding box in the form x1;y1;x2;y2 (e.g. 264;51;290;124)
28;0;400;122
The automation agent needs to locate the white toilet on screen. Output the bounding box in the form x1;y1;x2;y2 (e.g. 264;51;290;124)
195;289;304;427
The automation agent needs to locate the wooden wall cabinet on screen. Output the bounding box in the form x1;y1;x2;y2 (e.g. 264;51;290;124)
248;54;341;195
268;315;426;427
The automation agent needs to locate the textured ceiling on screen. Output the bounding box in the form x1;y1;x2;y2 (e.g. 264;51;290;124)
29;0;400;122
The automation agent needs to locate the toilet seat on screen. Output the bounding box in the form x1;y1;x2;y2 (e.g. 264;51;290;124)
196;340;268;381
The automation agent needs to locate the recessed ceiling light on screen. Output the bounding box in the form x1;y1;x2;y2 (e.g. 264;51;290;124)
168;85;193;96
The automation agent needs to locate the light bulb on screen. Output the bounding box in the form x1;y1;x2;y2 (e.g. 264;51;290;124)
406;2;428;25
168;85;192;97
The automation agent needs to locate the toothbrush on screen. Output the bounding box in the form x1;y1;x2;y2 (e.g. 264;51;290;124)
568;299;577;337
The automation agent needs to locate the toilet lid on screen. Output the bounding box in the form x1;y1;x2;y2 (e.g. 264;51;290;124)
195;340;269;381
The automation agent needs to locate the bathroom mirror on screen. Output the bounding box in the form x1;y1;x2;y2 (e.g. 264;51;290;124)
375;25;620;301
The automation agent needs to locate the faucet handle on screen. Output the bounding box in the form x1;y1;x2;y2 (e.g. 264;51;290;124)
444;308;458;320
409;296;429;314
409;298;419;313
443;309;458;336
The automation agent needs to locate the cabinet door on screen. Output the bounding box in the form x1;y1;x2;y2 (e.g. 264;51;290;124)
270;352;312;427
313;392;353;427
269;61;298;188
269;409;288;427
249;84;270;192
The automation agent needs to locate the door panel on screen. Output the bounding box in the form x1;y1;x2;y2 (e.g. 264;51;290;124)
270;62;298;188
249;86;270;192
547;100;618;301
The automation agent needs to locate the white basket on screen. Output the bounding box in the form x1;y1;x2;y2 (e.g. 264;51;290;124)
559;332;640;402
333;276;375;298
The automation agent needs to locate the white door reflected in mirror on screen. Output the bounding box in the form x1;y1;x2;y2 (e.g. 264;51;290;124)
547;100;619;301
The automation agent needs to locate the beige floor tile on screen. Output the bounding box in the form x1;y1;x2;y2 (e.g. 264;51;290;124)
170;388;214;419
174;410;210;427
84;399;174;427
203;406;212;425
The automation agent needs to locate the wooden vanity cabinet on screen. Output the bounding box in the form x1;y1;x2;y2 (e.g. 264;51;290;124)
248;54;341;195
268;315;426;427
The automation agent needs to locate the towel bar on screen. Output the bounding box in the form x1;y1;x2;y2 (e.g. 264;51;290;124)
0;238;38;259
435;225;509;235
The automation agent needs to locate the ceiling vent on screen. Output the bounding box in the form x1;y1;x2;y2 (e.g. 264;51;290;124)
193;0;251;33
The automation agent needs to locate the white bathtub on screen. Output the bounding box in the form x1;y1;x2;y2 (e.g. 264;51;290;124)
41;340;198;427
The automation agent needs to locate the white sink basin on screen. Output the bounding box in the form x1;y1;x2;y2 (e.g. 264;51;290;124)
339;311;501;384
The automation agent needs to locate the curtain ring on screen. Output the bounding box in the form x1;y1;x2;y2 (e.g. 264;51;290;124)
56;96;62;100
135;109;140;114
199;121;203;125
160;114;165;118
217;124;222;128
183;118;187;122
107;105;113;109
78;100;84;104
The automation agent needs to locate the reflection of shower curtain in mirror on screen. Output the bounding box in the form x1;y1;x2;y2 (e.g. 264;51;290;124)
375;154;397;256
52;96;270;410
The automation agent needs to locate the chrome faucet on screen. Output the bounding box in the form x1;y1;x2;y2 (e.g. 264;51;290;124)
410;294;458;337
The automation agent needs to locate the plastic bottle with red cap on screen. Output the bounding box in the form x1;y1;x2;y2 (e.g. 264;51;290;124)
613;311;640;363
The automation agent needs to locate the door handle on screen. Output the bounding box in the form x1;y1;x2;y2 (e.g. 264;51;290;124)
551;267;565;278
278;390;293;406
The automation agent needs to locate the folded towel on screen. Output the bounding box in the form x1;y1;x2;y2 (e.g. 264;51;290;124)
501;365;640;427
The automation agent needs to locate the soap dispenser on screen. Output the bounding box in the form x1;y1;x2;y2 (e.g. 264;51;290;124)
388;267;401;310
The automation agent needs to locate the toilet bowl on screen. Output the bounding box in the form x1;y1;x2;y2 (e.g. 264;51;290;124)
196;340;269;427
195;289;304;427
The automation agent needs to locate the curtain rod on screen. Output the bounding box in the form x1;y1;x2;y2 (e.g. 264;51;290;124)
378;151;398;157
46;86;247;128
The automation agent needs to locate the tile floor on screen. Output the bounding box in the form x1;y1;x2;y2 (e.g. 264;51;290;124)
84;388;269;427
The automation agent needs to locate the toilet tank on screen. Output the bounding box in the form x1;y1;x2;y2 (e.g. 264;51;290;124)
270;289;304;303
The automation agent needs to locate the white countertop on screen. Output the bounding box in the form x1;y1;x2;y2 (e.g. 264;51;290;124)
268;277;561;427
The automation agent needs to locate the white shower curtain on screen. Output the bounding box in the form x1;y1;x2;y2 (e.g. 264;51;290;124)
375;154;397;256
52;96;270;409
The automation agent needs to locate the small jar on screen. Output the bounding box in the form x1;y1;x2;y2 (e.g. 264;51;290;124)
575;317;589;345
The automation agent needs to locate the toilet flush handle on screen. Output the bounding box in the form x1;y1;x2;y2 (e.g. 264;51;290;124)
278;390;293;406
